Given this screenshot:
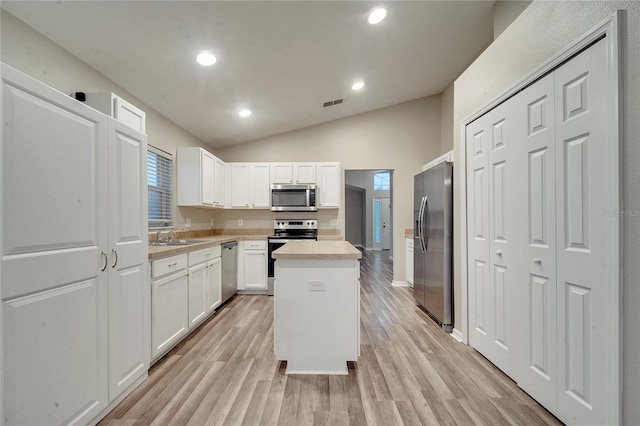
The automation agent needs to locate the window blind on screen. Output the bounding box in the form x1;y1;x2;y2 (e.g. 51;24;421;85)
147;147;173;228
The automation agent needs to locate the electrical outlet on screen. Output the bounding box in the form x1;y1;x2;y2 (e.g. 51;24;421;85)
309;280;325;291
238;219;244;226
331;219;339;226
210;218;214;227
185;218;192;228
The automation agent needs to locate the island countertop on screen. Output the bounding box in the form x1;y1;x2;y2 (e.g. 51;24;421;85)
272;240;362;260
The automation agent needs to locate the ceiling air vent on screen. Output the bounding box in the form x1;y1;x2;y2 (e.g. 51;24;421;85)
323;98;344;108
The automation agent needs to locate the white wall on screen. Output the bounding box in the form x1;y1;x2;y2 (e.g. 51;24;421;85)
492;0;532;39
439;82;454;154
0;10;216;231
453;1;640;423
216;97;441;281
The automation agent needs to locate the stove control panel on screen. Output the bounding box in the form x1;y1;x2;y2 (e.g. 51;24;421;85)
274;219;317;230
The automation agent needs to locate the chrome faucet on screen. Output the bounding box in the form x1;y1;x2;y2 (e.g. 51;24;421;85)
168;230;175;242
156;230;163;243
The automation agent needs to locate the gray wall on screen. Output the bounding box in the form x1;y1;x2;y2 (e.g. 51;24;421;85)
453;2;640;422
345;185;364;247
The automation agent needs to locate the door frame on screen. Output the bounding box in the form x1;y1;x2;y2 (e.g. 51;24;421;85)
458;11;621;420
372;196;391;251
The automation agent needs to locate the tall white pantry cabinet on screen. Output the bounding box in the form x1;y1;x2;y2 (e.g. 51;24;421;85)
0;64;149;425
466;38;619;424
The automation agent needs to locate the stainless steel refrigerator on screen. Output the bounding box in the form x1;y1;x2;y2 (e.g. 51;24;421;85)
414;162;454;332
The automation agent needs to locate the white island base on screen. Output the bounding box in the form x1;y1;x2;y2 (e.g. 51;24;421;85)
273;241;361;375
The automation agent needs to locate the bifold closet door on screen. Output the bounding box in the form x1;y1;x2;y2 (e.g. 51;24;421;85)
554;39;614;425
513;72;558;413
466;97;521;379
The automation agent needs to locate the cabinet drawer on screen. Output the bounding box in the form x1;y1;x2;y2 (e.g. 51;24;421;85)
189;245;221;266
151;254;188;278
243;240;266;250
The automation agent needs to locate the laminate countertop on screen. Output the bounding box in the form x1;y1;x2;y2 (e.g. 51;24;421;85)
272;240;362;260
148;234;345;260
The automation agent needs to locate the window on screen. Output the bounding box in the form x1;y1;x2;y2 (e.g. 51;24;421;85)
147;147;173;228
374;199;381;243
374;171;390;190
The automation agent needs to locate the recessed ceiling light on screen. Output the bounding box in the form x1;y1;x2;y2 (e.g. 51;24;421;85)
352;81;365;91
238;109;252;117
368;8;387;24
196;52;216;66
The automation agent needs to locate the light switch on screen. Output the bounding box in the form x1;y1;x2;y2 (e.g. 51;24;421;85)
331;219;339;226
309;280;325;291
238;219;244;226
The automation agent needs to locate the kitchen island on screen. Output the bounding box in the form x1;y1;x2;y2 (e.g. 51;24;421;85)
272;241;362;374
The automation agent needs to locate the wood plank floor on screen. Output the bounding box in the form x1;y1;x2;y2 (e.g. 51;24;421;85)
100;250;562;425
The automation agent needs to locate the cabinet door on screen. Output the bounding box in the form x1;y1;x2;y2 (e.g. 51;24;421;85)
207;258;222;312
1;64;109;425
213;157;225;207
294;163;316;184
250;163;271;208
244;250;267;290
107;119;149;400
317;162;340;208
201;150;215;205
188;263;208;328
231;163;250;207
271;163;293;184
152;271;188;358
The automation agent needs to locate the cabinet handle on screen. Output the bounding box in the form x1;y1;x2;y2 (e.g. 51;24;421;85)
168;262;178;267
111;249;118;268
100;251;108;272
496;250;502;257
205;253;211;257
533;258;542;265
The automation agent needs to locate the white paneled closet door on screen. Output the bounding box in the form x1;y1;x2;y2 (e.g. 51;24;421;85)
554;39;614;425
467;99;521;378
513;72;558;412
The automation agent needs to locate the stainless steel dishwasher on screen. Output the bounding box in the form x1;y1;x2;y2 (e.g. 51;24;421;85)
221;241;238;304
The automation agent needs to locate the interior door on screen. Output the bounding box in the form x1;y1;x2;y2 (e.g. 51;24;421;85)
107;119;149;400
514;71;558;411
554;39;615;425
1;64;109;425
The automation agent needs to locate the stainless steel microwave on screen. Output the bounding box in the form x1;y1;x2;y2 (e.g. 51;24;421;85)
271;184;317;212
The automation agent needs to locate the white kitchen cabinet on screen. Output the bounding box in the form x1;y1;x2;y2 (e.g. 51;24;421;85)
206;257;222;312
151;257;189;359
270;162;316;184
316;162;341;208
405;238;413;286
187;262;208;328
177;147;224;208
238;240;267;291
187;246;222;329
107;118;149;401
230;163;270;208
1;64;148;425
81;92;146;133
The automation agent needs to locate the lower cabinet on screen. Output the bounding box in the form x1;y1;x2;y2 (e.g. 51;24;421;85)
151;247;222;362
151;257;189;359
238;240;267;291
405;238;413;286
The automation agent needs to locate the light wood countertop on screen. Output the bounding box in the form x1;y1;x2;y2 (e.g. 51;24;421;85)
272;240;362;260
148;234;272;260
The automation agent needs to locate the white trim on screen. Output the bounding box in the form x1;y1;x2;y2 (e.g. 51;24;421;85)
423;150;454;171
450;328;464;343
458;12;621;424
391;280;410;287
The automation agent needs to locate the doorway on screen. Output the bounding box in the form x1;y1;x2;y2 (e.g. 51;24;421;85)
344;170;393;258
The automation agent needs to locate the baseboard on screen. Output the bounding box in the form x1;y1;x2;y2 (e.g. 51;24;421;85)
365;247;373;251
391;280;410;287
450;328;464;343
237;290;268;295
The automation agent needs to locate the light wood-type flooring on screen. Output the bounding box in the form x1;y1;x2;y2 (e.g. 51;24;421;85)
100;250;561;425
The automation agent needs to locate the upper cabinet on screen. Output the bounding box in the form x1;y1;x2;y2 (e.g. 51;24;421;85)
270;162;316;184
177;147;225;208
80;92;146;134
229;163;270;208
316;162;341;208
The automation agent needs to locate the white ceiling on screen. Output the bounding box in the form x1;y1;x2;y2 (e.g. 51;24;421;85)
2;1;495;149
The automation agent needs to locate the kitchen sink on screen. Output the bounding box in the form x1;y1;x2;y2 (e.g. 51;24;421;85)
150;239;204;247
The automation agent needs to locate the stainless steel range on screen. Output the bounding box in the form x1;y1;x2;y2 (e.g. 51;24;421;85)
267;219;318;295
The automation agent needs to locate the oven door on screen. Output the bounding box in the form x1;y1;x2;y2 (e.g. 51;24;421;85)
267;239;289;278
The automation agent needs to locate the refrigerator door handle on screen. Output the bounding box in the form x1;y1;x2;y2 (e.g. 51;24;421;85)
417;196;424;251
424;196;430;252
419;196;427;252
